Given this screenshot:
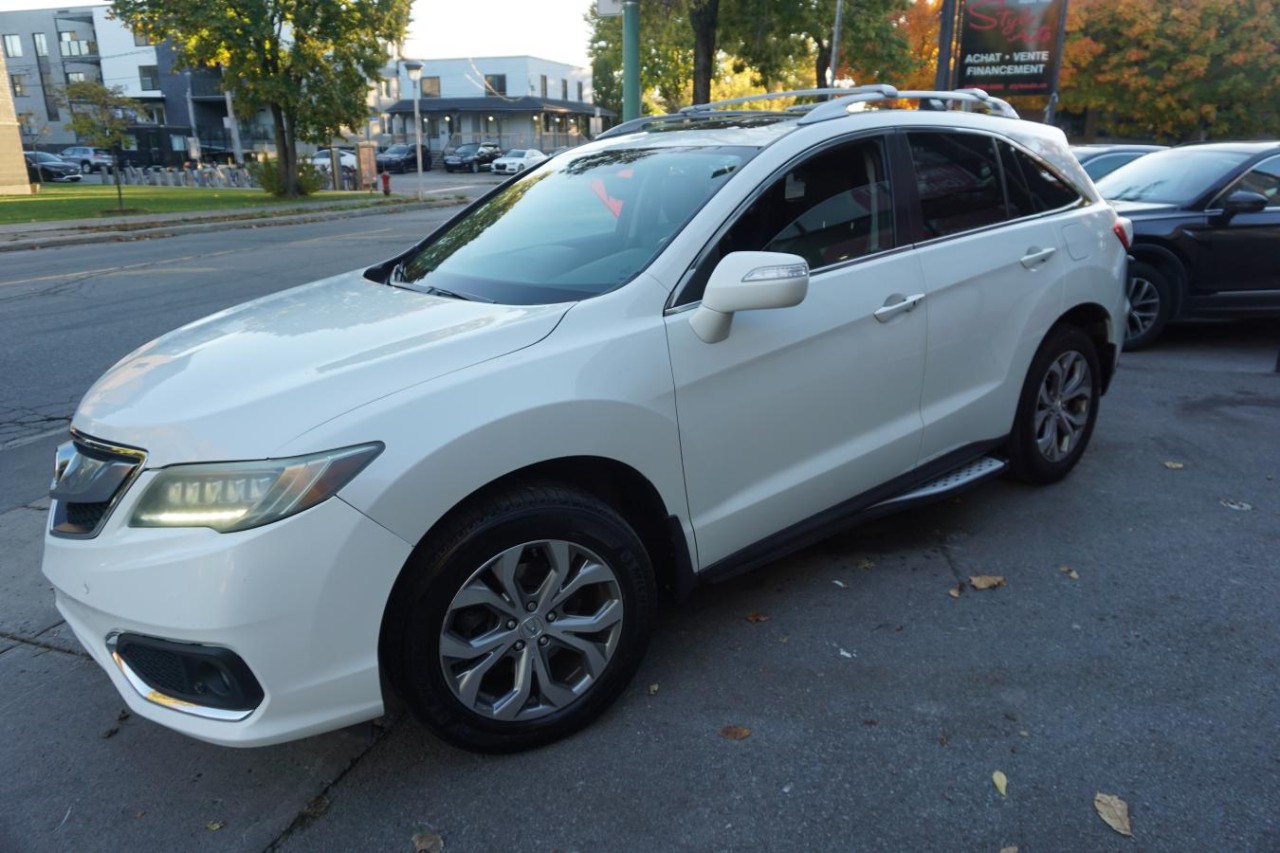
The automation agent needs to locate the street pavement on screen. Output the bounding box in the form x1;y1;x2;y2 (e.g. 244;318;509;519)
0;192;1277;850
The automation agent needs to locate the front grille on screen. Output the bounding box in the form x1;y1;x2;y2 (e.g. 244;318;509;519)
114;634;264;713
49;433;146;538
120;643;189;695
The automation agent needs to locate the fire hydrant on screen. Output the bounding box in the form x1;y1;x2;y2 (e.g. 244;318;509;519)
380;171;391;196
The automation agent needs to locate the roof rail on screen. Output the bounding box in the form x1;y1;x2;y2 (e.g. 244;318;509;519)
798;87;1019;123
679;85;901;114
595;109;791;140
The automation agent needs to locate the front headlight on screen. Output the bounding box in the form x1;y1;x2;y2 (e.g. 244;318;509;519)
129;443;383;533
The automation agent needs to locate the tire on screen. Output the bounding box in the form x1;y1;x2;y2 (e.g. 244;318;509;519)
80;161;91;174
1124;260;1174;351
384;483;655;753
1006;325;1101;485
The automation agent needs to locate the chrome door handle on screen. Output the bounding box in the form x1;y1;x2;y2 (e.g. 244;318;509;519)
874;292;926;323
1020;246;1057;269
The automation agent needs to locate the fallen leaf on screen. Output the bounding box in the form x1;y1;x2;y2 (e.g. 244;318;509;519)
719;725;752;740
206;821;225;832
1220;498;1253;511
832;579;847;588
1162;461;1185;470
993;770;1008;797
412;829;445;853
647;683;659;696
948;585;962;599
745;612;770;623
1059;565;1080;580
1000;847;1019;853
857;557;876;570
970;575;1007;591
1094;792;1133;837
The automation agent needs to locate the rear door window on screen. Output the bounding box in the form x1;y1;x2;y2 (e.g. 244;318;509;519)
907;132;1005;238
1000;142;1082;217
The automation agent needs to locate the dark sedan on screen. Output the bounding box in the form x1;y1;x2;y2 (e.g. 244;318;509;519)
442;142;502;173
1071;144;1166;181
24;152;83;183
1096;142;1280;349
376;143;431;173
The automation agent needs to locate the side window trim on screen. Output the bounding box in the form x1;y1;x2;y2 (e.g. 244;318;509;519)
668;131;897;310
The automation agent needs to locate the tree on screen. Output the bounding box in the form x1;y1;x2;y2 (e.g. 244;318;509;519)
113;0;411;197
62;81;134;212
587;2;694;115
1061;0;1280;142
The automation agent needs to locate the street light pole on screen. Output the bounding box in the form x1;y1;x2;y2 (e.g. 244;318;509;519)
404;60;424;201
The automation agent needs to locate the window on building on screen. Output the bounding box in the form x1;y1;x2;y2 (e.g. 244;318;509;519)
540;75;547;98
578;81;584;102
484;74;506;97
133;30;149;47
33;33;48;57
59;31;95;57
139;65;159;91
421;76;440;98
11;73;27;97
66;71;86;84
561;79;568;100
3;34;22;58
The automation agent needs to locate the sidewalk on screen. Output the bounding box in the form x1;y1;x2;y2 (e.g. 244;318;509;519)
0;193;460;253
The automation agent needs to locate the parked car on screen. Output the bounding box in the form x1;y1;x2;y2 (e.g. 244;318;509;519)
24;151;83;183
42;84;1128;753
59;146;114;173
309;148;358;171
1094;141;1280;349
1071;144;1166;181
442;141;502;173
491;148;547;175
377;143;431;173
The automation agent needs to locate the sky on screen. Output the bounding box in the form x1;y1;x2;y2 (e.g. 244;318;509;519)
0;0;597;68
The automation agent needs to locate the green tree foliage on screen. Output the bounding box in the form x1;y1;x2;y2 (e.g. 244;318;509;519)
1062;0;1280;142
62;80;134;211
113;0;411;196
588;1;694;114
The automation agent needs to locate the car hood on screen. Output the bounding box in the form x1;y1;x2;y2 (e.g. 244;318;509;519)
73;271;569;466
1107;200;1182;217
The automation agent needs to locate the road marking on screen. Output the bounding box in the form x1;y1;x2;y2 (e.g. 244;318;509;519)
0;249;237;288
0;426;67;452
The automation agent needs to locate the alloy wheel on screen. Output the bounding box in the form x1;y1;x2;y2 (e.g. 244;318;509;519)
1126;275;1161;341
1033;350;1092;462
439;539;624;722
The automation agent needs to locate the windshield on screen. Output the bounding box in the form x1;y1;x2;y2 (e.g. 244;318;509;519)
506;150;526;158
1095;148;1251;204
385;145;410;154
390;146;753;305
454;144;478;155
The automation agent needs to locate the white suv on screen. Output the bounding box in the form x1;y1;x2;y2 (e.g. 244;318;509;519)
43;86;1129;752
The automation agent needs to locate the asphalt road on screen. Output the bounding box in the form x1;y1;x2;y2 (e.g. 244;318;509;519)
0;204;1277;851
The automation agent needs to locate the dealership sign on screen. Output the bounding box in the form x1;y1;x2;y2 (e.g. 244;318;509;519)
958;0;1066;95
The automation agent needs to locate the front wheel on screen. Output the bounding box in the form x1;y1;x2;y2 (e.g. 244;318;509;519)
1006;325;1101;485
384;484;655;752
1124;261;1174;350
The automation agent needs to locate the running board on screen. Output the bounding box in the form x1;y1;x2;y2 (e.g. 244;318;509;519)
866;456;1007;511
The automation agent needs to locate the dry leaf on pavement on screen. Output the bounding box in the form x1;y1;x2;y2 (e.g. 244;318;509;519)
719;725;752;740
857;557;876;570
970;575;1007;590
412;829;445;853
993;770;1008;796
648;683;659;695
1000;847;1019;853
745;612;770;623
1059;565;1079;580
1162;461;1185;470
205;821;225;831
948;585;962;599
1094;792;1133;837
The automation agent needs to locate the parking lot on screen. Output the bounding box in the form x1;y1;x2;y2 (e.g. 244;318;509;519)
0;201;1276;850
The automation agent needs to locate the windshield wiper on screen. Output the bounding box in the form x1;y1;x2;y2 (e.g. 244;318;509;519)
420;285;494;303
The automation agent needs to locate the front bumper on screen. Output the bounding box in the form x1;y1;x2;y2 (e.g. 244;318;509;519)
43;485;413;747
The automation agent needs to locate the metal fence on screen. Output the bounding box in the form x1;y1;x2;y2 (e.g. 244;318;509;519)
98;164;257;189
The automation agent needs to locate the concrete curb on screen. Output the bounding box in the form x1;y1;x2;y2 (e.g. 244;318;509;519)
0;197;467;254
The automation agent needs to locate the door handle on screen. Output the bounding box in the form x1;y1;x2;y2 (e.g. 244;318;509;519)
1020;246;1057;269
874;292;926;323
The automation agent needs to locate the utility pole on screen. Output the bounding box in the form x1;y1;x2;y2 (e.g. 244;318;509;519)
1043;0;1071;124
221;68;244;165
828;0;844;87
623;1;639;121
935;0;958;91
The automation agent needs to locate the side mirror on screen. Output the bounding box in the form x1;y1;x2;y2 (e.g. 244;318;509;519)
1219;189;1269;220
689;252;809;343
